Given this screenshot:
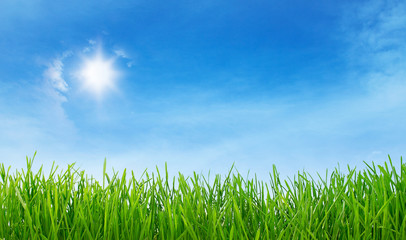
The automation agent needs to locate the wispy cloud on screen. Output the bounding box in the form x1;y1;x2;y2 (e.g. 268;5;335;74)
343;0;406;70
0;51;77;170
88;39;97;45
114;48;135;68
82;39;98;53
342;0;406;114
43;51;72;96
114;49;127;58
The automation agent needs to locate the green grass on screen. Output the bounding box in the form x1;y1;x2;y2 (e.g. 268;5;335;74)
1;153;405;239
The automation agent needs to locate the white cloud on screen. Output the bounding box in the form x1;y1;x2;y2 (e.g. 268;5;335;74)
344;0;406;70
44;59;67;92
88;39;96;45
114;48;135;68
83;40;98;53
114;49;127;58
341;0;406;109
43;51;72;94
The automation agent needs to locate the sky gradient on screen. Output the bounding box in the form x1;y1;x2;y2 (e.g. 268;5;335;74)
1;0;405;180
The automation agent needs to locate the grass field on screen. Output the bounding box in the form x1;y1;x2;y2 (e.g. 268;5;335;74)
1;153;405;239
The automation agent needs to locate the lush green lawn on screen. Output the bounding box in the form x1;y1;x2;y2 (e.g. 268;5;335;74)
1;153;405;239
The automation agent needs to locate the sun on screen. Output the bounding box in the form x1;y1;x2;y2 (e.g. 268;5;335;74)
78;51;119;99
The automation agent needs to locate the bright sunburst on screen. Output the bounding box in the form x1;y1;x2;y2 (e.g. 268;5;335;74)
78;51;118;99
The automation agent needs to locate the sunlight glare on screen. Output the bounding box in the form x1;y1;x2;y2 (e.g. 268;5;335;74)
79;51;118;99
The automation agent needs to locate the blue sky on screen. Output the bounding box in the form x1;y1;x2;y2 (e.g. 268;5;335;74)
1;0;405;180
